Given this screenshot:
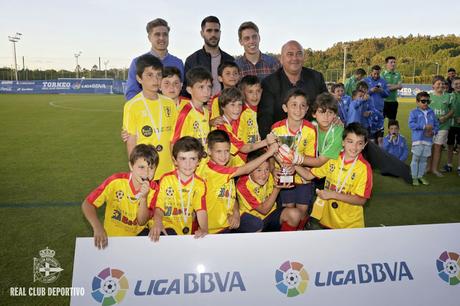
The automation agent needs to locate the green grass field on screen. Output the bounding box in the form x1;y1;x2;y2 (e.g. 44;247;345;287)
0;94;459;305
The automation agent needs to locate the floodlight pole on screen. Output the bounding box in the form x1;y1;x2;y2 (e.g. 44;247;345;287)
8;32;22;81
74;51;82;78
104;60;109;79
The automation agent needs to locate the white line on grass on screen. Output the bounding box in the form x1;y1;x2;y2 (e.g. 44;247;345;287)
49;100;121;112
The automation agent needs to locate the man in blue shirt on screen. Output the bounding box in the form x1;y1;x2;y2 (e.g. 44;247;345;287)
235;21;280;80
125;18;184;100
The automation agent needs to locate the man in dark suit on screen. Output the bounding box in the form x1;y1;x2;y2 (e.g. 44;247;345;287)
257;40;327;138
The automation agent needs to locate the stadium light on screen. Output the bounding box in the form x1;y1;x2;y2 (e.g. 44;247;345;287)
8;32;22;82
104;60;109;79
342;44;348;82
74;51;82;78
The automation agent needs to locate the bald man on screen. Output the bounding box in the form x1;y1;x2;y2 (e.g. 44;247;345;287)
257;40;327;138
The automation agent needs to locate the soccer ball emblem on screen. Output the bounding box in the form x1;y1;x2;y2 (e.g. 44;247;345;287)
166;187;174;197
115;190;124;201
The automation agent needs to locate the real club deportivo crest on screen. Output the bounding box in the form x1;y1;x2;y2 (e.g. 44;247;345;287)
33;247;63;284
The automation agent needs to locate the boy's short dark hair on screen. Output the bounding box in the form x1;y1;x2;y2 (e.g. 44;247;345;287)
136;54;163;78
371;65;381;71
385;56;396;63
163;66;182;82
448;68;456;73
246;148;266;163
355;68;366;76
432;75;445;84
129;144;159;168
388;119;399;128
186;66;213;88
356;80;369;90
219;87;243;115
312;92;338;114
343;122;368;143
283;88;308;106
239;75;261;91
172;136;205;160
238;21;259;40
207;130;230;149
146;18;170;33
218;61;239;77
201;16;220;29
452;76;460;82
416;91;430;101
331;82;345;93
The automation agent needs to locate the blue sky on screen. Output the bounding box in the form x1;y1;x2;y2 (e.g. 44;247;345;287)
1;0;459;70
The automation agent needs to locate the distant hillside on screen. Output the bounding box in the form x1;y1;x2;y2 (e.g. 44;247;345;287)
303;35;460;83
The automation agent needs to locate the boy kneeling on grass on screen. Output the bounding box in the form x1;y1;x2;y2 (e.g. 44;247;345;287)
82;144;159;249
236;149;301;232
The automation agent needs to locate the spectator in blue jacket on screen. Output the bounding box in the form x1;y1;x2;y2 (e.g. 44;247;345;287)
409;92;439;186
125;18;184;100
347;82;373;128
383;119;408;161
331;82;351;123
365;65;388;145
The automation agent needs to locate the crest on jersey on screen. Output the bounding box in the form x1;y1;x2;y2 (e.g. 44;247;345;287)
166;187;174;197
115;190;124;201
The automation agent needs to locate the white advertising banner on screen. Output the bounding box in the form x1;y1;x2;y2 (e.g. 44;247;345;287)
71;223;460;306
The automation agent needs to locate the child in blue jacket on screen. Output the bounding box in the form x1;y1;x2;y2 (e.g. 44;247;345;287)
383;119;408;161
408;91;439;186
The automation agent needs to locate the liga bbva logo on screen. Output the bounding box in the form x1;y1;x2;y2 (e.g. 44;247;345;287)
275;260;309;297
436;251;460;285
91;267;129;306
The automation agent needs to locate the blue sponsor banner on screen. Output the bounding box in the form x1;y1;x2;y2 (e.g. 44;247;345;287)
0;79;127;95
398;84;432;98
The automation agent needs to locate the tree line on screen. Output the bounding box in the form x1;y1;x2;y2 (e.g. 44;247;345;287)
1;35;459;84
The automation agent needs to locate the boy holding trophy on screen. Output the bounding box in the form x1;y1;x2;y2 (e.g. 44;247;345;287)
272;89;317;230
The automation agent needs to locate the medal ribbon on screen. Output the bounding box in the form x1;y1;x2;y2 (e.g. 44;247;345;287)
178;174;195;227
336;155;358;193
141;93;163;144
189;101;207;147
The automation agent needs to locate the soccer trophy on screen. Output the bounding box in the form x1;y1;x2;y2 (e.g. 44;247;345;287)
277;135;296;184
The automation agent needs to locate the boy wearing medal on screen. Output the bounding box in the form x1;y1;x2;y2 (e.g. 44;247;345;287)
295;123;373;229
215;87;277;166
123;54;177;180
238;75;262;144
302;93;344;168
272;88;317;230
198;130;278;234
148;137;208;241
173;67;212;150
237;149;301;232
82;144;159;249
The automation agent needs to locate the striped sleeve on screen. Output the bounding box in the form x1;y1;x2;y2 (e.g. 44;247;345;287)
236;176;260;209
172;103;192;143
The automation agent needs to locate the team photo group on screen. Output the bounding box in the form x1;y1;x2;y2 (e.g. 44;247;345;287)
82;16;460;249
